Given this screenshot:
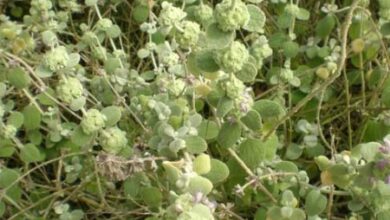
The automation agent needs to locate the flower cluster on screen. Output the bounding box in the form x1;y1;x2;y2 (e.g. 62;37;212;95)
99;127;128;155
214;0;249;31
80;109;106;134
214;41;249;73
56;77;84;104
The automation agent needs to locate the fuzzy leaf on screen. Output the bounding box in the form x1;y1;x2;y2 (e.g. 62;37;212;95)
217;121;241;148
316;15;336;38
23;105;41;130
101;106;122;127
198;120;219;140
20;143;45;163
305;190;327;216
203;159;230;184
140;187;162;208
243;5;266;33
184;136;208;154
195;50;220;73
7;67;31;89
238;135;279;170
206;23;235;49
241;110;262;131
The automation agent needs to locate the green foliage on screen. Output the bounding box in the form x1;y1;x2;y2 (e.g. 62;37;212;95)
0;0;389;219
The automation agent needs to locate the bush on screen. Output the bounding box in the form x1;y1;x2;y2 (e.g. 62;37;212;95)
0;0;390;219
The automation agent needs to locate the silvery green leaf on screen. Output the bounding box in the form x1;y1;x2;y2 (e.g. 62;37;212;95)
243;5;266;33
206;23;235;49
289;76;301;87
107;25;121;38
85;0;98;6
41;30;58;46
67;53;80;67
69;97;86;111
137;48;150;59
304;135;318;147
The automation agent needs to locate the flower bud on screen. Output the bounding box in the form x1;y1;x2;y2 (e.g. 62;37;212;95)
81;109;106;134
99;127;128;154
215;0;249;31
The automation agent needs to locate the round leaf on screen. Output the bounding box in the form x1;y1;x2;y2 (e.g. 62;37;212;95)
316;15;336;38
305;190;327;216
195;50;220;73
140;187;162;208
241;110;262;131
206;23;235;49
23;105;41;130
184;136;208;154
20;143;45;163
198;120;219;140
243;5;266;33
203;159;230;184
101;106;122;127
217;121;241;148
7;67;31;89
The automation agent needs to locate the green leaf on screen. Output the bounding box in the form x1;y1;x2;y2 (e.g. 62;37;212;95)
243;5;266;33
198;120;219;140
0;82;6;97
193;154;211;175
7;67;31;89
282;41;300;58
41;30;57;46
37;88;56;106
107;25;121;38
195;50;220;73
296;8;310;20
35;65;54;78
104;57;121;74
235;59;258;82
184;136;208;154
269;32;289;49
101;106;122;127
305;190;327;216
328;164;351;189
206;23;235;49
216;97;234;117
238;135;279;170
186;176;213;195
7;111;24;128
0;201;5;218
381;85;390;108
140;187;162;208
69;97;86;111
203;159;230;184
189;204;214;219
351;142;381;162
285;143;303;160
132;5;149;23
316;15;336;38
275;161;298;173
124;173;149;198
71;126;95;147
20;143;45;163
253;99;286;121
277;12;293;29
0;168;19;188
241;110;262;131
217;121;241;148
0;145;15;157
23;105;41;130
67;53;80;67
380;22;390;36
85;0;98;6
162;161;181;184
